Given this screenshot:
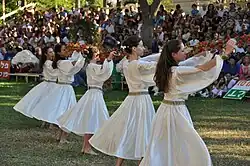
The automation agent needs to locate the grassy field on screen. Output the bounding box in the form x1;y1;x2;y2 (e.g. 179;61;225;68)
0;81;249;166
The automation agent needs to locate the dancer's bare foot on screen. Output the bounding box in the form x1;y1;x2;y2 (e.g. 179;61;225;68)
49;124;58;131
40;122;47;128
59;139;70;144
82;148;98;155
56;130;62;142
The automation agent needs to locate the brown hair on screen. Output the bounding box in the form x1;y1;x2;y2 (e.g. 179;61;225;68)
154;39;181;92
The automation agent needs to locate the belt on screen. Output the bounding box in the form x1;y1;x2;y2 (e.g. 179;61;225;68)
57;82;72;85
162;100;185;105
44;79;57;83
88;86;103;92
128;91;149;96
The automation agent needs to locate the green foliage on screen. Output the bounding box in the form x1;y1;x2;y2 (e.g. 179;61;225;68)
68;18;99;44
0;0;19;16
123;0;137;6
123;0;174;11
161;0;175;10
34;0;73;10
147;0;153;5
84;0;103;7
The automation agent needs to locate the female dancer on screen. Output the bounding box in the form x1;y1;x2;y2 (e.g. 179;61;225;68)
89;35;158;165
13;47;58;119
140;39;236;166
32;43;86;143
58;48;115;154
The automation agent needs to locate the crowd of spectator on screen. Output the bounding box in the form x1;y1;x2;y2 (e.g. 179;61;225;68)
0;2;249;97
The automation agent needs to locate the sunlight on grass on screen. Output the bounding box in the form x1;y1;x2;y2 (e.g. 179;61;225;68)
76;94;84;98
0;95;20;98
0;102;15;106
0;95;21;100
0;82;26;86
209;144;249;156
201;130;249;138
106;101;123;105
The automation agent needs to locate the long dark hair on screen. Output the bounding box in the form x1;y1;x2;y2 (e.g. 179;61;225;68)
154;39;181;92
40;47;50;69
52;43;66;69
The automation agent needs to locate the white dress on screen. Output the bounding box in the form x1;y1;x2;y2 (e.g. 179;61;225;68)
57;59;114;135
140;53;223;166
89;54;158;160
31;54;85;125
13;60;58;118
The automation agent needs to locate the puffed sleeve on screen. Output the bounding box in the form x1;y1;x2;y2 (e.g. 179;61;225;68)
139;53;161;62
137;60;157;86
178;51;214;66
137;60;157;75
43;60;58;77
58;54;85;76
88;59;114;82
174;55;223;95
116;57;128;73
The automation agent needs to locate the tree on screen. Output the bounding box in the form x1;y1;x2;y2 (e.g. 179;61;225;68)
75;0;80;8
161;0;174;11
139;0;161;49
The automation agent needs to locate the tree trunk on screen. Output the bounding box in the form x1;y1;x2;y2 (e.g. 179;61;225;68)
75;0;80;8
103;0;107;7
21;0;27;6
2;0;5;22
139;0;161;49
141;15;154;49
116;0;121;7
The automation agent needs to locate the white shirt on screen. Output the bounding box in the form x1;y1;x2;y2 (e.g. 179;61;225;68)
199;9;207;17
235;21;242;32
218;9;226;17
159;32;164;42
63;36;70;44
182;32;191;41
44;36;55;44
235;47;245;53
0;52;4;60
189;39;199;46
105;24;115;34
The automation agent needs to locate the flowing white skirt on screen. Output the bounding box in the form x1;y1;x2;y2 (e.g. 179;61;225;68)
140;103;212;166
13;81;58;118
58;88;109;135
31;84;77;125
89;94;155;160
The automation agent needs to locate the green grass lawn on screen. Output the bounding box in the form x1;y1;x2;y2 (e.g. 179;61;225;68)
0;81;249;166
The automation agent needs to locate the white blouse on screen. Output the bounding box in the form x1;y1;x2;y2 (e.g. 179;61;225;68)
42;60;58;82
165;54;223;101
57;53;85;84
86;59;114;88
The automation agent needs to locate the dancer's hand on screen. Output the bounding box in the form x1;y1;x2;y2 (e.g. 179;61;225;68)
225;39;237;56
107;51;116;61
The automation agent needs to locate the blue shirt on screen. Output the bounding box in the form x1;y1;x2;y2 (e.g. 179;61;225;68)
4;53;15;61
222;62;240;75
191;9;199;16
